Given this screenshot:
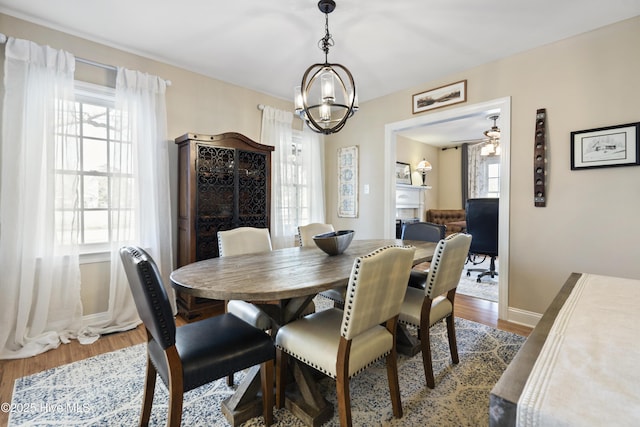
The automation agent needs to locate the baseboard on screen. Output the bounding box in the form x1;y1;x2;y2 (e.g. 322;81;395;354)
506;306;542;328
82;311;111;324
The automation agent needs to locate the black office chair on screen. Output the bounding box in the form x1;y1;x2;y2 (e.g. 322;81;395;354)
464;198;499;282
119;246;275;427
402;221;447;289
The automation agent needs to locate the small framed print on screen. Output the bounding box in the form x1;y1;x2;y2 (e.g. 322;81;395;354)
412;80;467;114
395;162;412;185
570;122;640;170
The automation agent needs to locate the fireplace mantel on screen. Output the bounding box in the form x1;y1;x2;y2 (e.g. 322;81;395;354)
396;185;427;221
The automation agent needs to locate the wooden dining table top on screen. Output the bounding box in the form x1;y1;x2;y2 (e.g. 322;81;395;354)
170;239;436;301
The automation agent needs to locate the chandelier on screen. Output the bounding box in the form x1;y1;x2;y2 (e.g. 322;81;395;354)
481;114;501;156
294;0;358;134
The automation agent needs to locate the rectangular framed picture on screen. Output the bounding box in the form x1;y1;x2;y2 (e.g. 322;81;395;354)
412;80;467;114
570;122;640;170
338;145;358;218
395;162;412;185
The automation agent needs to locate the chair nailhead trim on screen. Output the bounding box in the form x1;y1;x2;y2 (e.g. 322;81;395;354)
276;345;391;379
131;248;173;347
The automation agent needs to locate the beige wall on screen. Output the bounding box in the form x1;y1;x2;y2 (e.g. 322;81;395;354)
396;135;439;212
3;13;640;321
394;136;462;211
438;148;462;209
326;16;640;316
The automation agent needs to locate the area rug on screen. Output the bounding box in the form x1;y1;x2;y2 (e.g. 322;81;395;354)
9;317;524;426
456;256;499;302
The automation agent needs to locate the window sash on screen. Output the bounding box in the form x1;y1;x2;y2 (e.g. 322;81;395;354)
55;81;133;252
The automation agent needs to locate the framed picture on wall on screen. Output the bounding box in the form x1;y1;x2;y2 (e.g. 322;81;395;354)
412;80;467;114
570;122;640;170
338;145;359;218
395;161;412;185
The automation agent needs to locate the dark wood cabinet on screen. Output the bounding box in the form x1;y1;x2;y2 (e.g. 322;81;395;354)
174;132;274;320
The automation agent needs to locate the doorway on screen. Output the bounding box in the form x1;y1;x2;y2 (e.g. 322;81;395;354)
384;97;511;319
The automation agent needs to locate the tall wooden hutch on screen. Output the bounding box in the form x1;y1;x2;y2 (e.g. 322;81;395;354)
174;132;274;320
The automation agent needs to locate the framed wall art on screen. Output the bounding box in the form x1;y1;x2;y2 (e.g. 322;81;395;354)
395;161;412;185
570;122;640;170
337;145;358;218
412;80;467;114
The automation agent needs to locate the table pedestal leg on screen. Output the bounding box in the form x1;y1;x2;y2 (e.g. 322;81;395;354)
221;366;264;426
284;359;333;427
223;295;332;426
396;323;422;357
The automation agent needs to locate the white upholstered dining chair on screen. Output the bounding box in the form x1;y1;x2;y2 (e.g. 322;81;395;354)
398;232;472;388
218;227;274;331
218;227;315;385
275;245;416;426
297;223;347;307
297;222;334;247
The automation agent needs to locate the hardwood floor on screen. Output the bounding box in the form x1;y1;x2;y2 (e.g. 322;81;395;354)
0;295;531;426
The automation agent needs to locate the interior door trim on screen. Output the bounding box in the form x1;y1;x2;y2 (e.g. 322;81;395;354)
384;97;511;320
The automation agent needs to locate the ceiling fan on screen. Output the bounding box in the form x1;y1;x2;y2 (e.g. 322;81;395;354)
450;137;492;145
450;114;501;145
449;114;501;155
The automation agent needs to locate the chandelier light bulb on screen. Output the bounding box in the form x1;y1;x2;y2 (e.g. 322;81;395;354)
320;103;331;121
321;72;335;103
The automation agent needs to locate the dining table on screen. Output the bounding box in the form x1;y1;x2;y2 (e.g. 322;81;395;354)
170;238;436;426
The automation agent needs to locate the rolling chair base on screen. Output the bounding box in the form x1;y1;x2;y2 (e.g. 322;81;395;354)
466;254;497;283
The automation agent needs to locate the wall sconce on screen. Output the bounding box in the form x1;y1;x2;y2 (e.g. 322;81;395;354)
416;158;432;186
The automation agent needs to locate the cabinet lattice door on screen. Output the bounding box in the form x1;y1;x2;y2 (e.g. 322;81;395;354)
175;132;274;320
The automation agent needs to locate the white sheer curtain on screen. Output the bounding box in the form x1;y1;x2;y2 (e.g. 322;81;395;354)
261;106;326;249
83;68;175;335
300;126;326;223
0;38;84;359
1;39;173;357
467;142;489;198
262;106;294;248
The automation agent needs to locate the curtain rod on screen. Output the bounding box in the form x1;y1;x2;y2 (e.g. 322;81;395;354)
76;56;117;71
0;32;171;86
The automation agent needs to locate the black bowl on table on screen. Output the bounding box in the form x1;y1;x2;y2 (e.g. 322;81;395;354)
312;230;355;256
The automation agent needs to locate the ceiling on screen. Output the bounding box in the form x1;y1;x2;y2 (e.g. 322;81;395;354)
1;1;639;145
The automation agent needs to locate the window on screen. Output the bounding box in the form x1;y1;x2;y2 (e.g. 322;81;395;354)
467;144;501;199
55;81;132;253
486;157;500;198
277;130;311;234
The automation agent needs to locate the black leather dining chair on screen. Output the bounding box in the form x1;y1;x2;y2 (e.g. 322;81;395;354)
402;221;447;290
464;198;499;282
401;221;446;242
119;246;275;427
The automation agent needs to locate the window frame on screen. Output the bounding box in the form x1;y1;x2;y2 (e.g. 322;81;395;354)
485;155;501;198
69;81;131;259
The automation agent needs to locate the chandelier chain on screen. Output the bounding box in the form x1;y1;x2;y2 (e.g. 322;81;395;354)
318;12;334;62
